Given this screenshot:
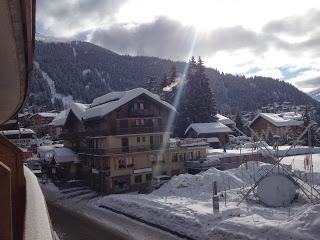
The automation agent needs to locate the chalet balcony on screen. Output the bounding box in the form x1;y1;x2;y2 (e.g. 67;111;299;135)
79;144;168;155
117;126;164;135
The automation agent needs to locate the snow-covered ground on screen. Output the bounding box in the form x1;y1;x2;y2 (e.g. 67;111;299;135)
41;181;181;240
208;145;320;159
282;154;320;172
96;162;320;240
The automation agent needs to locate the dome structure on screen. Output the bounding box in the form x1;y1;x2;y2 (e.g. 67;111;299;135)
257;173;297;207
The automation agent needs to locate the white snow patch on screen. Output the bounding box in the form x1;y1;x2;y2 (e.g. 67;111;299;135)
84;88;176;120
82;69;91;77
72;47;77;57
96;162;320;240
24;167;53;240
34;61;74;108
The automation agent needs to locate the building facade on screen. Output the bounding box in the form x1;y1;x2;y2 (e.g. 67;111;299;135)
29;112;58;136
185;122;233;148
250;112;304;144
63;88;208;194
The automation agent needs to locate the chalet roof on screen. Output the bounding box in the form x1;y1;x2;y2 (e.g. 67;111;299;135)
1;128;35;135
216;114;235;126
83;88;176;120
49;110;69;127
250;112;303;127
45;147;79;164
70;102;90;120
32;112;58;118
185;122;233;135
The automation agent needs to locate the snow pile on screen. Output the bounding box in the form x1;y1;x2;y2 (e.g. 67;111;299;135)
96;162;320;240
154;167;243;200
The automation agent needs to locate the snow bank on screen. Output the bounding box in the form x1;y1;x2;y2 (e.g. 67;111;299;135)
96;162;320;240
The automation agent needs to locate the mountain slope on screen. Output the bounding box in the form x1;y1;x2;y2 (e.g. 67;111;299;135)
26;40;319;112
309;89;320;102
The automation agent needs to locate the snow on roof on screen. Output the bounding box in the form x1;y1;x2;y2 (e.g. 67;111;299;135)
49;110;69;126
251;112;303;127
45;147;79;164
185;122;233;135
1;128;35;135
83;88;176;120
216;114;235;126
70;102;90;120
33;112;58;118
206;137;220;143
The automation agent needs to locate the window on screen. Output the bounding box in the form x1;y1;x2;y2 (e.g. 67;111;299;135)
139;103;144;110
172;153;178;162
142;136;146;142
151;153;163;163
134;103;138;111
137;137;140;143
191;152;194;160
135;119;145;126
119;158;126;169
179;154;183;162
197;151;201;158
118;156;133;169
126;157;133;167
135;175;142;184
146;173;152;181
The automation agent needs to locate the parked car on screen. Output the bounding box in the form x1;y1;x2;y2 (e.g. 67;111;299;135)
152;175;171;188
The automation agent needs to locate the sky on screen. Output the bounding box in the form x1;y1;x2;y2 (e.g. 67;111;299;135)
37;0;320;93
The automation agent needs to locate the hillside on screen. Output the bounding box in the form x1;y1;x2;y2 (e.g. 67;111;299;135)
26;40;319;112
309;89;320;102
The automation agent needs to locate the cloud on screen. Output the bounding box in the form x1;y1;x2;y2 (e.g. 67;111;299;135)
289;69;320;92
36;0;127;38
263;9;320;36
89;17;286;60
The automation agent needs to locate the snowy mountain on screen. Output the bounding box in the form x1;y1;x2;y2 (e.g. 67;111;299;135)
26;40;320;112
309;88;320;102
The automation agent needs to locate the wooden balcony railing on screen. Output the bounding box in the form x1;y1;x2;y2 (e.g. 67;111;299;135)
117;126;164;135
79;144;168;155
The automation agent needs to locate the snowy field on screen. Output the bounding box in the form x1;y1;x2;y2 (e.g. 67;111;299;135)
96;162;320;240
282;153;320;172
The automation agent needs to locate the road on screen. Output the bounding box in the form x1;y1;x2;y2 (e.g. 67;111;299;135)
47;202;125;240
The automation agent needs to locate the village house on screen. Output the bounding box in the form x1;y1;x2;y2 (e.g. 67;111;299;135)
48;109;70;140
216;113;235;129
29;112;58;136
0;128;35;148
249;112;304;144
63;88;208;194
184;122;233;148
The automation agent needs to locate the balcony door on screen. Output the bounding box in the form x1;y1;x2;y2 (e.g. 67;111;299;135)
122;137;129;152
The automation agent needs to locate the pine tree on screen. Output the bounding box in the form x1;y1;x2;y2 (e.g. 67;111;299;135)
166;65;178;104
303;106;311;127
235;110;244;133
143;75;159;94
174;56;218;136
